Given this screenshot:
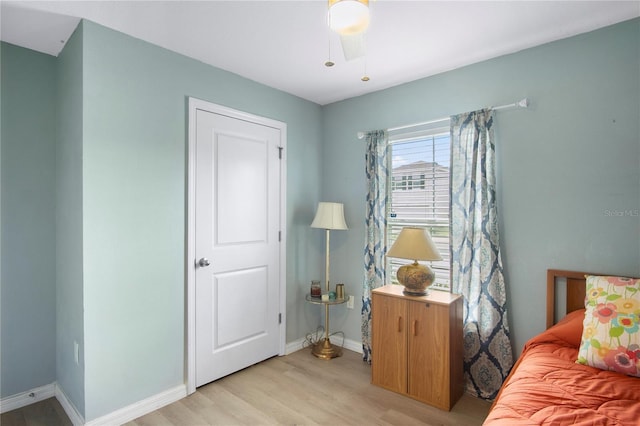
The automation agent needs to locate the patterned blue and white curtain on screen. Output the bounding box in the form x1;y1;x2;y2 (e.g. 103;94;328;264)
362;129;389;363
450;110;513;400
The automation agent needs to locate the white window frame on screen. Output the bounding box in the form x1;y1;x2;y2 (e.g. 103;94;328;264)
387;119;451;291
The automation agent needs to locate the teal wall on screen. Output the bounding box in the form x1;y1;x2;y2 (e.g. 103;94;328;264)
0;18;323;420
79;21;322;420
0;43;57;397
322;18;640;356
55;24;85;413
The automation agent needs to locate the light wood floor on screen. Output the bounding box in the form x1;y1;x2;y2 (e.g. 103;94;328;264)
1;397;72;426
2;348;491;425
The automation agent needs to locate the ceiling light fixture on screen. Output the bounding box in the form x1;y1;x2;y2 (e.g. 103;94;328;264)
325;0;372;81
328;0;370;36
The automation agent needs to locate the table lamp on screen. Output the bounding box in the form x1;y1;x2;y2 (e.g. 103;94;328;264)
386;227;442;295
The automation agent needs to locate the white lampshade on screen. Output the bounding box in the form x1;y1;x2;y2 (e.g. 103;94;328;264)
311;202;348;230
387;227;442;261
328;0;370;36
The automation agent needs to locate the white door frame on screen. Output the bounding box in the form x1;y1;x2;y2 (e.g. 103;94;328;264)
186;97;287;394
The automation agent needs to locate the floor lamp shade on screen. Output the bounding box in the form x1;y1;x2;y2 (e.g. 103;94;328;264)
311;202;348;230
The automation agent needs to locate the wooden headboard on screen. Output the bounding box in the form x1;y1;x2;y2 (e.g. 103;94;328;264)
545;269;595;329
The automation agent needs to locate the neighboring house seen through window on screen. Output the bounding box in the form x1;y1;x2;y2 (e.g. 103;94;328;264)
387;120;451;290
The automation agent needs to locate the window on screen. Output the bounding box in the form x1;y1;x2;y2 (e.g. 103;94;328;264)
387;120;451;290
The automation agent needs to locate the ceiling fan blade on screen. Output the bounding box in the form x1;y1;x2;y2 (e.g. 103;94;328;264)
340;33;366;61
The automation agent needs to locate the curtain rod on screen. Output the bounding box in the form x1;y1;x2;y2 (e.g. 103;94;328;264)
357;98;529;139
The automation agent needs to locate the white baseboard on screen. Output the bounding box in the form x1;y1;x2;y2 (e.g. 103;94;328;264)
55;384;84;426
334;336;363;354
285;337;363;356
285;337;306;354
84;384;186;426
2;381;186;426
0;383;56;414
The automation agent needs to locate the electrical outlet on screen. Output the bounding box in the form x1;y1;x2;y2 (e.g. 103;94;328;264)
347;295;354;309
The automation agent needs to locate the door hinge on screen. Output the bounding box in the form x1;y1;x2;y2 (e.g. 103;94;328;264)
278;313;282;324
278;146;283;159
278;230;282;242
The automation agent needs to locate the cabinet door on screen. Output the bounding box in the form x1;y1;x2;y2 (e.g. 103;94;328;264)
371;294;407;393
408;300;450;409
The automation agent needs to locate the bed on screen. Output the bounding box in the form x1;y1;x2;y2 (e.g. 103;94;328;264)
484;269;640;425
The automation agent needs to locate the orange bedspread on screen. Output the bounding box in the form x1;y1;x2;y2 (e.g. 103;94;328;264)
484;309;640;425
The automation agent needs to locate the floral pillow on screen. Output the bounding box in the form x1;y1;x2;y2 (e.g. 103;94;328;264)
577;275;640;377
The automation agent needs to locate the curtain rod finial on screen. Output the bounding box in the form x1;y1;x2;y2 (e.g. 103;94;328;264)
518;98;529;108
357;131;365;139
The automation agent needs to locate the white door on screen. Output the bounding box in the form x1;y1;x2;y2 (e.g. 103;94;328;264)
193;104;283;387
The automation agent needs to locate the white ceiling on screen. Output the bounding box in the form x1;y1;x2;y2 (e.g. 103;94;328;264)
2;1;639;105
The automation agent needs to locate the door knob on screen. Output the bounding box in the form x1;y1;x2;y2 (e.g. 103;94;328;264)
198;258;211;267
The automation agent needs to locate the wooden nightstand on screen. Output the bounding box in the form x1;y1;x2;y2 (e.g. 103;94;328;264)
371;285;463;411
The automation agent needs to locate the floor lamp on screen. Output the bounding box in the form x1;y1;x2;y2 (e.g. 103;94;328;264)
310;202;348;359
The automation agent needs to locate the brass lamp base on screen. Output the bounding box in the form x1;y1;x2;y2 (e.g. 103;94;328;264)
397;261;435;296
312;338;343;359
